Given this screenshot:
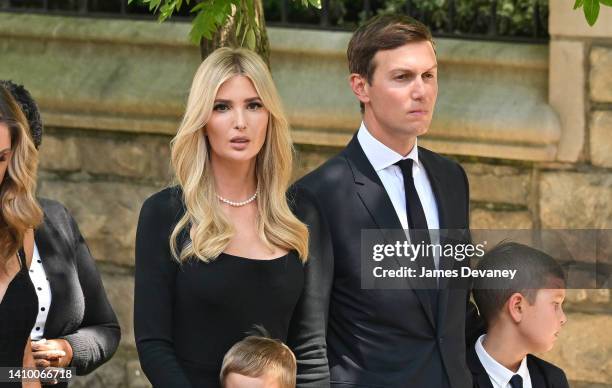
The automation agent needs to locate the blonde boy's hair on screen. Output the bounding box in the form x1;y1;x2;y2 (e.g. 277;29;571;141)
220;335;296;388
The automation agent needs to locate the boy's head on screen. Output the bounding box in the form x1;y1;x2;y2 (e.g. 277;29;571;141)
473;242;567;353
220;335;296;388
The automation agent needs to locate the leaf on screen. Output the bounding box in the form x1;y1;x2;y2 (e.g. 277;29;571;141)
189;10;210;44
245;0;255;20
159;2;177;22
215;2;230;24
245;27;256;50
573;0;584;9
190;1;209;12
600;0;612;6
583;0;600;25
307;0;322;9
148;0;162;12
234;9;243;38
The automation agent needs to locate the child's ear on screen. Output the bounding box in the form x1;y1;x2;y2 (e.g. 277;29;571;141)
507;292;524;323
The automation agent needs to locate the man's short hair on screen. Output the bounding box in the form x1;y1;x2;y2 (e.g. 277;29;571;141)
347;14;434;85
473;242;566;326
220;334;296;388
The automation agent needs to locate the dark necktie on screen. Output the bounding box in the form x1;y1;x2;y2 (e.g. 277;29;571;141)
509;374;523;388
394;159;434;263
394;159;438;313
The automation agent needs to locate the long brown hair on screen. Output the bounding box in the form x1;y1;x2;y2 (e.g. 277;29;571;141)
0;86;42;265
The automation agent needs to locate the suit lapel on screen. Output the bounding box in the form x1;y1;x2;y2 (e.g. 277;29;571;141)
527;355;548;388
467;345;495;388
418;149;455;329
344;136;436;328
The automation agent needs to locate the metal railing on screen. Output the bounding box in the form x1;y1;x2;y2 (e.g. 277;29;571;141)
0;0;549;42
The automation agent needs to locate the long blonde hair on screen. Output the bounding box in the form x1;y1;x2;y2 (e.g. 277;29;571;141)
0;86;43;265
170;47;308;263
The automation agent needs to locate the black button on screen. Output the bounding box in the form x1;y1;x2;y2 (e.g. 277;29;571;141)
37;260;41;263
29;270;34;272
36;327;40;331
37;287;42;291
41;307;45;311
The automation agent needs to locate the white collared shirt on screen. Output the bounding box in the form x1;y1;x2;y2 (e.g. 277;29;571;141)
28;242;52;340
357;122;440;268
475;334;532;388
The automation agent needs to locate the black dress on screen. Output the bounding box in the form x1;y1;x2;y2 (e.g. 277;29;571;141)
134;187;305;388
0;249;38;387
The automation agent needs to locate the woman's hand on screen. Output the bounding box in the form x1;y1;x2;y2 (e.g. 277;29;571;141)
31;339;73;368
23;337;42;388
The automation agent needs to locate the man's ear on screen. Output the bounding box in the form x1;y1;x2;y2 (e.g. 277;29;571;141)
349;73;370;106
507;292;524;323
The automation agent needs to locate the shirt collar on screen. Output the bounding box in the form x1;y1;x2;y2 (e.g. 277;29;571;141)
475;334;530;388
356;121;419;172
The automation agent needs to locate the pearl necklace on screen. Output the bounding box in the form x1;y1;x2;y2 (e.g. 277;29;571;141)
216;190;258;207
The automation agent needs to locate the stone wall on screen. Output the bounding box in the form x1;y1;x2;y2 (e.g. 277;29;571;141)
0;2;611;386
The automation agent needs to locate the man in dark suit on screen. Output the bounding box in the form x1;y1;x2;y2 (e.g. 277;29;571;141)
291;15;480;388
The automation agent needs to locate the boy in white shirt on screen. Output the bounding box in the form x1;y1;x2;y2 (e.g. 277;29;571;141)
469;242;570;388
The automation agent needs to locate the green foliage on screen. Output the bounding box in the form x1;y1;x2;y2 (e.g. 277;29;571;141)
574;0;611;25
264;0;548;37
128;0;321;46
383;0;547;36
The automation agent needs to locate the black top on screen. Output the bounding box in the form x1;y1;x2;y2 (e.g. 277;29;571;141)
0;249;38;387
35;198;121;387
134;187;305;388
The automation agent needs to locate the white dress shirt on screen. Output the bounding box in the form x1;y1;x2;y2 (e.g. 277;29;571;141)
357;122;440;268
28;242;52;340
475;334;532;388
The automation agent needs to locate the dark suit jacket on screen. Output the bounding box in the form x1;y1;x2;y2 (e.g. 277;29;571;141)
35;198;120;386
291;135;479;388
467;343;570;388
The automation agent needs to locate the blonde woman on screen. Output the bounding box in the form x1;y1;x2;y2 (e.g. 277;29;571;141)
134;47;329;387
0;85;42;388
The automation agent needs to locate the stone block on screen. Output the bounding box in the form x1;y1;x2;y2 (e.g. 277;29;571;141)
38;134;80;172
590;48;612;104
463;163;530;206
79;135;172;182
69;350;128;388
101;269;135;347
293;145;339;181
126;359;151;388
540;172;612;228
470;209;533;229
590;111;612;168
565;289;610;305
541;313;612;384
37;180;161;266
549;0;612;38
549;40;585;162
